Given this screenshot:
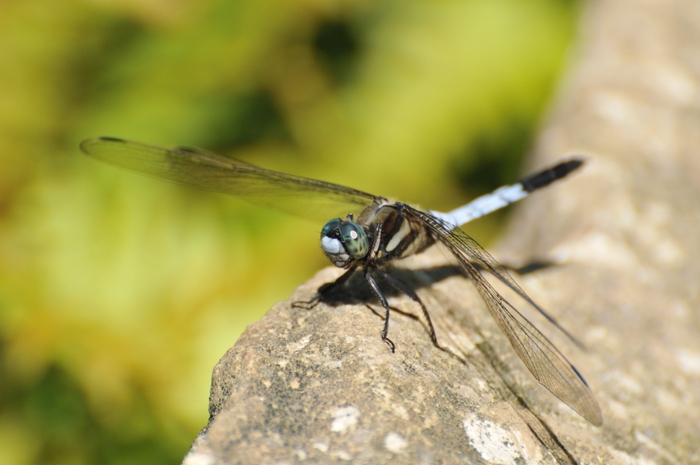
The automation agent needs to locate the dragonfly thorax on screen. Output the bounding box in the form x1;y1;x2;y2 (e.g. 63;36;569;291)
320;217;369;267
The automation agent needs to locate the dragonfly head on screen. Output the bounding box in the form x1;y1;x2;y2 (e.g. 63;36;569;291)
320;216;369;267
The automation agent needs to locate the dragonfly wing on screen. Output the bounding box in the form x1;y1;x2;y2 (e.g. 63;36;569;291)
420;206;585;349
80;137;379;222
468;264;602;426
405;206;602;426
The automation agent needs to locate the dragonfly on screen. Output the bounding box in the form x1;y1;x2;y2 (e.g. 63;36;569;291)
80;136;602;426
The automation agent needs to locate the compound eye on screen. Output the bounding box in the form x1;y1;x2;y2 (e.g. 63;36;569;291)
339;222;369;259
321;218;341;238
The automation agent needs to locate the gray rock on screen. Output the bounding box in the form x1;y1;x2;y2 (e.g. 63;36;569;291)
184;0;700;463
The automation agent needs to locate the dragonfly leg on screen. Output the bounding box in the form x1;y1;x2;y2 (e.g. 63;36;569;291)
291;294;321;310
375;268;439;347
363;267;396;353
292;267;357;309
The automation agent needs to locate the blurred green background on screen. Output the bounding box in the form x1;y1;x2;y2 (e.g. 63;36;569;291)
0;0;580;463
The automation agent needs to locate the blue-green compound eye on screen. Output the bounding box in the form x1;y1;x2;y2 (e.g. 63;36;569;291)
339;221;369;259
321;218;341;238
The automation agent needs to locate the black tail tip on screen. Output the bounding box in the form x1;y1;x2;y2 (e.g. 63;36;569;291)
557;158;585;175
520;157;586;192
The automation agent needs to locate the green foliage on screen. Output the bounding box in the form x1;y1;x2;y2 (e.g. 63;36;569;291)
0;0;578;462
1;361;187;464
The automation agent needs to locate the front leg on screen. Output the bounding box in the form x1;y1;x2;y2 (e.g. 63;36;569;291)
363;267;396;353
292;266;357;309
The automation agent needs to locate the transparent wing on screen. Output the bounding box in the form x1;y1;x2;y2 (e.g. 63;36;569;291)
80;137;380;222
406;206;602;426
430;207;586;350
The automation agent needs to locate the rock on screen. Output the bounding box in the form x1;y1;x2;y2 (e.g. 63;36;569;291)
186;261;595;464
184;0;700;463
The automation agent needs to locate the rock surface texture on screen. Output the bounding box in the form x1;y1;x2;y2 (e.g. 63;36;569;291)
184;0;700;463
